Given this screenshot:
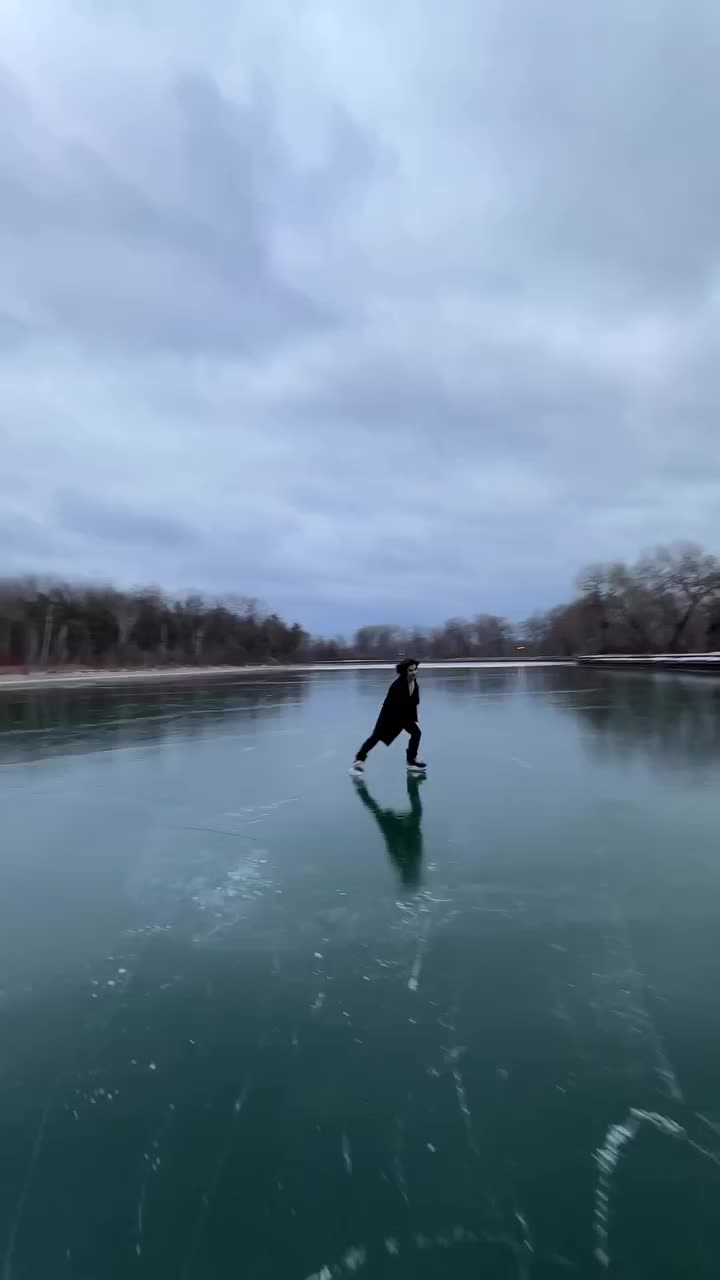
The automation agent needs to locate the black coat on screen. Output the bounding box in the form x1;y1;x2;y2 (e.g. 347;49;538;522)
373;675;420;746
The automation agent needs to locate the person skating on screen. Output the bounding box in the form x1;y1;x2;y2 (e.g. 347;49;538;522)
350;658;427;775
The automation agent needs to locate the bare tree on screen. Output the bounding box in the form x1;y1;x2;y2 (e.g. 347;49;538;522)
634;543;720;651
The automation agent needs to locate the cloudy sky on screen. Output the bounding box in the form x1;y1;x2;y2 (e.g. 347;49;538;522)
2;1;720;636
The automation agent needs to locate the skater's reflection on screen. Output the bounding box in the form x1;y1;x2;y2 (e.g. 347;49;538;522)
353;774;425;887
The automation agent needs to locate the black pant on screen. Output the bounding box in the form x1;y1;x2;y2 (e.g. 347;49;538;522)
357;723;421;763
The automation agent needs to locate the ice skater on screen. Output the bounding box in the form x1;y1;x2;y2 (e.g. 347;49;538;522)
350;658;427;776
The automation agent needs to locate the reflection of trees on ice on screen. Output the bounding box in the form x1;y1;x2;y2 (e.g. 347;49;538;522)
560;668;720;777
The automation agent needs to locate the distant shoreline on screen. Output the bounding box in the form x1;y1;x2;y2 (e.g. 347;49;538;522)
0;659;570;692
576;653;720;674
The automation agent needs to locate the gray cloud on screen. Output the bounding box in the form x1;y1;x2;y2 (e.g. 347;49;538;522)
2;1;720;634
474;0;720;304
54;490;201;550
0;66;341;355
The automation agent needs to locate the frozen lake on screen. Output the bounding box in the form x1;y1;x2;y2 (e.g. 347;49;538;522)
2;664;720;1278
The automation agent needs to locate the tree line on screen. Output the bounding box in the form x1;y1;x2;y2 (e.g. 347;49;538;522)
0;582;308;669
2;543;720;670
524;542;720;657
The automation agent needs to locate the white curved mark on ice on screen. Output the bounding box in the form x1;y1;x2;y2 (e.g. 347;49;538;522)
592;1109;718;1268
303;1227;484;1278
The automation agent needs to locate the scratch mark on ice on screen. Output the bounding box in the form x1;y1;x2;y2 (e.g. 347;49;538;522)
408;916;430;992
594;1109;687;1268
302;1223;521;1278
451;1065;478;1155
342;1134;352;1175
2;1096;53;1280
698;1113;720;1141
596;917;684;1103
342;1246;366;1271
303;1247;367;1279
514;1210;533;1251
510;756;532;769
136;1180;148;1257
182;1088;250;1279
513;1208;535;1279
393;1119;410;1207
135;1104;176;1259
441;1044;479;1156
415;1226;480;1249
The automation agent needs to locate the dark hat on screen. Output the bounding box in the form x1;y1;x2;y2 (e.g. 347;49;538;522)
396;657;419;674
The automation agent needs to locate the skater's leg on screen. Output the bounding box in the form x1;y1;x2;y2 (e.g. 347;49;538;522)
351;732;380;775
406;724;422;763
355;732;381;763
